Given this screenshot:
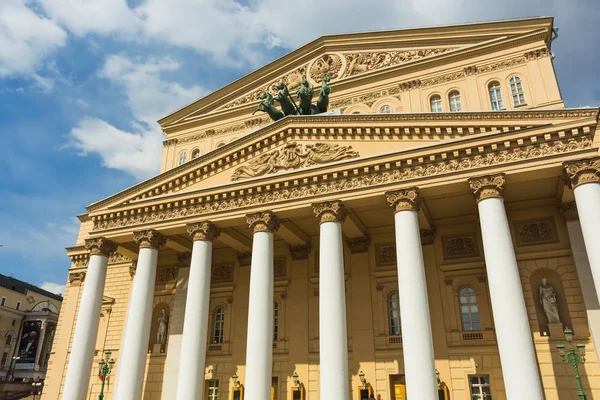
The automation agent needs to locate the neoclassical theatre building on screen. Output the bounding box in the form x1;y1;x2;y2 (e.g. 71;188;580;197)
44;17;600;400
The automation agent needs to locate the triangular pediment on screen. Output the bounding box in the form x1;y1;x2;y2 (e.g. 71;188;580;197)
158;17;554;130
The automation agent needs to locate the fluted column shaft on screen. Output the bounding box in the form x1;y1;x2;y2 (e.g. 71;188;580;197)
469;174;543;399
62;238;116;400
176;222;220;400
114;230;166;400
313;201;349;399
244;212;280;400
386;190;438;400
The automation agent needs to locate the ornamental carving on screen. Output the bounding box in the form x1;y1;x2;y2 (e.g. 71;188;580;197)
329;88;401;110
108;253;131;264
398;80;421;92
163;138;178;147
421;71;466;87
513;218;558;246
187;221;221;242
129;261;137;277
237;251;252;266
442;234;479;259
157;266;178;283
133;230;167;249
312;200;347;224
524;48;550;60
274;256;287;277
477;56;527;74
84;238;117;257
289;243;311;260
211;263;234;283
342;48;452;77
386;188;420;212
563;157;600;189
177;252;191;268
468;174;505;203
375;243;396;267
246;211;280;233
92;137;592;231
558;202;578;221
68;272;86;285
309;54;343;82
346;235;370;253
178;117;270;144
420;229;436;245
231;142;359;181
70;253;89;268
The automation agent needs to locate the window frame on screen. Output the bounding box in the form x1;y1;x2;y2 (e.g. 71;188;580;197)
273;302;279;342
448;90;462;112
15;301;21;310
205;379;219;400
379;104;392;114
459;286;481;331
429;95;443;112
178;151;187;166
212;306;225;344
0;297;6;306
191;149;200;159
469;375;493;399
388;291;401;336
508;75;526;106
5;334;13;346
488;81;504;111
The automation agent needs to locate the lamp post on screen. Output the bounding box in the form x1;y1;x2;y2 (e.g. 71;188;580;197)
557;327;587;400
9;356;20;381
97;350;115;400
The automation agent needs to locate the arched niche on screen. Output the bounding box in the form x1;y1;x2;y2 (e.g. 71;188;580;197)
529;268;571;336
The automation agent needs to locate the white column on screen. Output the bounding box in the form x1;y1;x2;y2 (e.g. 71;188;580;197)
469;174;543;399
385;190;438;400
312;201;349;399
244;212;280;400
175;222;220;400
564;157;600;297
113;230;166;400
62;238;116;400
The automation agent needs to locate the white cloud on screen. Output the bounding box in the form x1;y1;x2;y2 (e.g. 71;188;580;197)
40;282;66;295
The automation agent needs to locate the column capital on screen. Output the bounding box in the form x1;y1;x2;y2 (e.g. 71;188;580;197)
563;156;600;189
84;237;117;257
385;188;420;212
186;221;221;242
246;211;280;233
312;200;347;224
468;173;505;203
558;202;578;221
133;229;167;249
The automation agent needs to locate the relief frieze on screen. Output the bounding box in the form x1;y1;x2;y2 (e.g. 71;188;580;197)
274;256;287;277
375;243;397;267
342;48;453;77
211;263;234;283
513;217;558;246
442;234;479;259
156;266;178;283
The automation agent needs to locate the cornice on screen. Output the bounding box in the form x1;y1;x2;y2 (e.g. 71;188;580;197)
90;124;595;233
86;109;599;214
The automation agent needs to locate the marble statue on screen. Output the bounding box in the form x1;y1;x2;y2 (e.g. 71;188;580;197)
539;277;560;324
156;309;169;345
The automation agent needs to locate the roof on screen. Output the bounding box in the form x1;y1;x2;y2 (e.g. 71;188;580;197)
0;274;63;302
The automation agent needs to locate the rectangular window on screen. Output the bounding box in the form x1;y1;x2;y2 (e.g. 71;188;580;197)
271;377;279;400
15;302;21;310
1;297;6;306
205;379;219;400
12;319;16;326
1;351;8;366
470;375;492;399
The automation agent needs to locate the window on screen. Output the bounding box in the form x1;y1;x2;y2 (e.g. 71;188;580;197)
273;302;279;342
1;351;8;367
178;151;187;165
5;335;12;346
216;142;225;148
488;82;504;110
15;302;20;310
509;76;526;106
379;105;392;113
191;149;200;159
206;379;219;400
1;297;5;306
388;291;401;336
459;287;480;331
448;91;462;112
430;95;442;112
11;320;15;326
212;307;225;344
470;375;492;399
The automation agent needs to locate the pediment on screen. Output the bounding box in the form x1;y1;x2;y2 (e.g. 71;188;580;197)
158;17;554;129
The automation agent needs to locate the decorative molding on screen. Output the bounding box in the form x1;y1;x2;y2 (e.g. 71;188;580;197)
468;174;506;203
375;243;397;267
274;256;287;277
157;266;178;283
386;188;420;212
558;202;578;221
524;48;550;60
346;235;370;253
312;200;347;224
163;138;178;147
108;253;131;264
177;117;270;144
129;261;137;277
513;217;559;247
84;237;117;257
342;48;452;77
563;156;600;189
133;230;167;249
211;263;234;283
442;234;479;259
398;79;422;92
477;56;527;74
237;251;252;266
309;54;344;82
421;71;466;87
330;87;402;109
246;211;280;233
68;272;86;285
231;142;359;181
289;243;311;260
375;284;384;292
420;229;436;245
70;253;89;268
177;252;191;268
187;221;221;241
444;277;454;286
92;136;593;231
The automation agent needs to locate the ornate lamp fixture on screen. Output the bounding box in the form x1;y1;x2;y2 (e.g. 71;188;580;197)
557;327;587;400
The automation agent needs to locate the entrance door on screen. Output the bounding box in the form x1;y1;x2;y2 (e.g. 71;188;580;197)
393;384;406;400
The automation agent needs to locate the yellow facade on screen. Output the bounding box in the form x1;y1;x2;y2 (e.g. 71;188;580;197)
44;17;600;400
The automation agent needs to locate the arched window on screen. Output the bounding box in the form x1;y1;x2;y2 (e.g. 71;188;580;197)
459;287;480;331
430;95;442;112
212;307;225;344
488;82;504;111
388;291;401;335
178;151;187;165
448;91;461;112
273;302;279;341
191;149;200;159
5;334;12;346
379;104;392;114
509;76;526;106
216;142;225;148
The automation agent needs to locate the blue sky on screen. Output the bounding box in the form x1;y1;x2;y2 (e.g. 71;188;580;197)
1;0;599;295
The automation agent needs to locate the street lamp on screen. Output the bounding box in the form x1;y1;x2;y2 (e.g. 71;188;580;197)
292;371;300;387
359;370;367;387
232;373;240;388
31;377;43;400
9;356;20;381
557;327;587;400
97;350;115;400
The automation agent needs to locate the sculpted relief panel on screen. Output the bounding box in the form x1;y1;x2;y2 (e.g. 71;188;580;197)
231;142;359;181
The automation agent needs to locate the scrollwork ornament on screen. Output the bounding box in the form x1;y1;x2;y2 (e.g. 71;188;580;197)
385;188;420;212
468;174;506;203
68;272;86;285
289;243;312;260
558;202;578;221
186;221;221;242
133;230;167;249
84;237;117;257
246;211;280;233
312;200;347;224
562;157;600;189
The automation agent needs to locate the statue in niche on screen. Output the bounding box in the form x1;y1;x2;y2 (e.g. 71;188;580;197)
156;308;169;345
539;277;560;324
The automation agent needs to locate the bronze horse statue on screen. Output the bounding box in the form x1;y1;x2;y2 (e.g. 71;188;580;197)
274;83;297;116
296;75;315;115
253;92;284;121
316;74;331;113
